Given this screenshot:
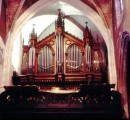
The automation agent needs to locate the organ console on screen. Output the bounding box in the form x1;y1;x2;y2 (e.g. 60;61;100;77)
14;9;104;85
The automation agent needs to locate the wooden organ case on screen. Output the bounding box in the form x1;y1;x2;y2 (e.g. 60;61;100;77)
13;10;103;86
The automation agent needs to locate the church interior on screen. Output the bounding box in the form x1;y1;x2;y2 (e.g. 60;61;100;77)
0;0;130;119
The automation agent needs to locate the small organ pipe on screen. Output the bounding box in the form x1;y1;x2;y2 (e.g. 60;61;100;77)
73;45;75;71
76;47;78;72
46;46;48;73
89;47;91;68
56;36;58;73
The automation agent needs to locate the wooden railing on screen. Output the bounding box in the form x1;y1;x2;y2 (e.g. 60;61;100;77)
0;84;124;119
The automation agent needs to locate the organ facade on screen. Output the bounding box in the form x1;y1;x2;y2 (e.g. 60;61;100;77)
16;9;103;85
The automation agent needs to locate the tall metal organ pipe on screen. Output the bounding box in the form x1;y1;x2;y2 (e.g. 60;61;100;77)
56;33;64;73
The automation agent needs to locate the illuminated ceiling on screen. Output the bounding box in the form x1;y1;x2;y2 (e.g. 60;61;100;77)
21;1;103;45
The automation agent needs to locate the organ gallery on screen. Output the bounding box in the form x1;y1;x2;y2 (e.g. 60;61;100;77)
5;10;123;119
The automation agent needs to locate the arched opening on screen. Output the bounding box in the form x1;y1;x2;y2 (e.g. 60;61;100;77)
2;0;117;87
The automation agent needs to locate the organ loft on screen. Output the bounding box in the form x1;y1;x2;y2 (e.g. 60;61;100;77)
13;9;103;85
2;9;123;119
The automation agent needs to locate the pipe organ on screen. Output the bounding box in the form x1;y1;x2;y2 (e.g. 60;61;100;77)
17;9;104;85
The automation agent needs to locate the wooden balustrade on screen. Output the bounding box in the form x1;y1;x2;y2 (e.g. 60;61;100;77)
0;84;124;119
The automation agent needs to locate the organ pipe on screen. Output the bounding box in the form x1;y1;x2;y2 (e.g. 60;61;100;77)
56;36;58;73
28;47;35;73
86;44;91;71
59;34;60;72
94;51;99;71
56;33;64;73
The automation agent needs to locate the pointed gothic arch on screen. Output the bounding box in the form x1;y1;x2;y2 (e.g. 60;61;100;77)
2;0;117;86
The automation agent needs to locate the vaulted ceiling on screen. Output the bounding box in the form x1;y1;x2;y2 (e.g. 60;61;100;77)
5;0;112;41
5;0;112;29
21;1;103;44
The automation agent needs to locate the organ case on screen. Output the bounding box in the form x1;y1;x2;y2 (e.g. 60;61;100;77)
14;10;103;85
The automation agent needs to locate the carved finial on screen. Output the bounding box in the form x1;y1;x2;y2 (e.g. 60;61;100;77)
85;21;88;25
57;9;62;19
58;9;61;17
32;24;35;33
33;23;35;27
58;9;61;12
85;21;89;30
30;23;37;41
55;9;64;33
